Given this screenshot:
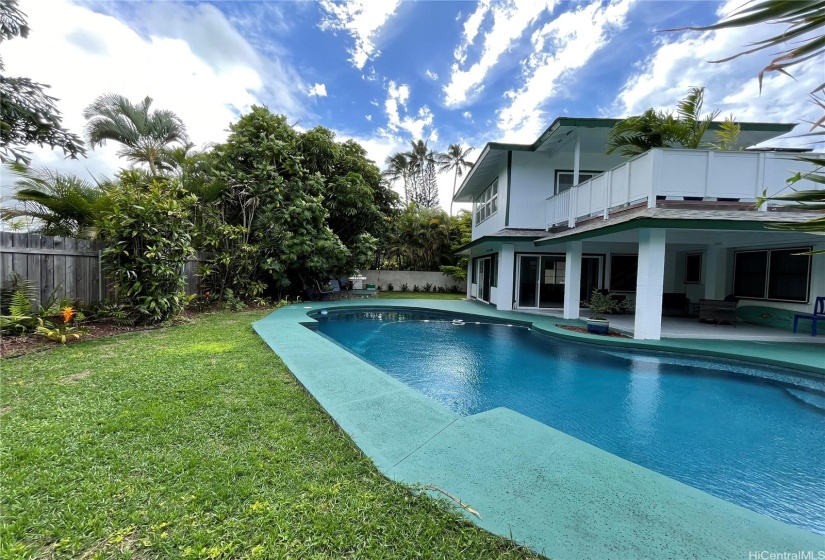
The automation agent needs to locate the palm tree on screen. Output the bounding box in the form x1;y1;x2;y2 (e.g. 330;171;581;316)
383;152;412;203
606;87;720;157
83;94;189;175
437;143;474;215
0;163;111;237
673;87;718;149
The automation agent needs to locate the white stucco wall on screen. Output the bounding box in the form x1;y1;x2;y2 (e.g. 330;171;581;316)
361;270;466;292
507;151;626;230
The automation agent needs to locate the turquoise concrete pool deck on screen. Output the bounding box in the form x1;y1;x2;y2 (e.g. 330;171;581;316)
253;298;825;559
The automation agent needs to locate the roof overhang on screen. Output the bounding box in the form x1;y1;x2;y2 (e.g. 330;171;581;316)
534;209;820;246
456;229;546;254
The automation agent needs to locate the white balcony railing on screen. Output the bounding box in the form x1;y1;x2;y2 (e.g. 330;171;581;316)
545;148;821;229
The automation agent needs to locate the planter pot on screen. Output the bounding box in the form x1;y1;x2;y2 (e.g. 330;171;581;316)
586;318;610;335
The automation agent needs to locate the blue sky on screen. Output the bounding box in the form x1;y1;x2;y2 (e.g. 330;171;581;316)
3;0;822;211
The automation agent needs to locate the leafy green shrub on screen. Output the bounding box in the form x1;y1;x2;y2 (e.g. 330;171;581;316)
400;283;409;292
221;289;247;311
91;303;133;326
412;284;419;293
423;282;433;292
387;283;394;291
98;174;196;324
439;265;467;282
0;272;35;333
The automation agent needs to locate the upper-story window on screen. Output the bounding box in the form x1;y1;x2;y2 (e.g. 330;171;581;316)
475;179;498;225
555;170;600;195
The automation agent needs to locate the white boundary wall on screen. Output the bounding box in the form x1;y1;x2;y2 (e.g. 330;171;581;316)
360;270;466;292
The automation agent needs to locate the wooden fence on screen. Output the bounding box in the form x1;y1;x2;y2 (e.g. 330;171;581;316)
0;232;203;310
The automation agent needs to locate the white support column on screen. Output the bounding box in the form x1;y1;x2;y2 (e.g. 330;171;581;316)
573;135;581;186
704;244;727;300
497;244;515;311
466;255;473;300
563;241;583;319
634;229;666;340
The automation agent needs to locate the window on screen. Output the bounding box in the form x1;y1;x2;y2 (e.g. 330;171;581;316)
543;259;565;285
471;257;477;283
734;247;811;302
491;254;498;287
684;253;702;284
555;170;600;195
475;179;498;225
609;254;638;292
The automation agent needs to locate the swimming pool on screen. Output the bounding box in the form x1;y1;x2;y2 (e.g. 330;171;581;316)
311;308;825;535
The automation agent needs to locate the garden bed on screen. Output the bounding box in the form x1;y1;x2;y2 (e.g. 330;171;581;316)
556;324;632;338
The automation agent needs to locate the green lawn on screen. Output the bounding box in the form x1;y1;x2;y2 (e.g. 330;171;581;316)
1;310;539;559
375;291;465;300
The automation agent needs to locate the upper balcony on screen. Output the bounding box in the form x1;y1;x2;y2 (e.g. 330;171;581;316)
545;148;821;229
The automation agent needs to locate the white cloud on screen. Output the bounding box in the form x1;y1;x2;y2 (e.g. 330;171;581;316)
2;0;310;186
444;0;557;107
497;0;634;141
382;81;435;141
308;83;328;97
319;0;401;70
425;69;439;81
463;111;473;119
611;0;823;146
365;114;372;121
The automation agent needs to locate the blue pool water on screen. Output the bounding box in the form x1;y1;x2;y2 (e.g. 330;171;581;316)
311;309;825;535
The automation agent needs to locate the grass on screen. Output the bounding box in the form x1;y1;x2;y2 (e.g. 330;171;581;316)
375;291;464;300
1;310;541;559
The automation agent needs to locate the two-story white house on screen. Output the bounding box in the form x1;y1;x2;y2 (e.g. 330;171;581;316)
454;117;825;340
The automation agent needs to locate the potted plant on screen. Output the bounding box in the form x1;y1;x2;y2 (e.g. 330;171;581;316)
585;289;617;334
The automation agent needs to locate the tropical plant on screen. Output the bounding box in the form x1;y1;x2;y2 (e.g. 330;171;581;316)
98;172;196;324
670;1;825;94
0;272;35;334
383;152;413;204
35;306;85;343
606;87;722;156
707;116;742;151
672;86;719;149
671;1;825;239
0;0;86;165
756;153;825;244
83;94;189;175
437;143;474;216
0;163;111;236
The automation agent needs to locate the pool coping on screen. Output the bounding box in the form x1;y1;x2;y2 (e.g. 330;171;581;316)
253;298;825;559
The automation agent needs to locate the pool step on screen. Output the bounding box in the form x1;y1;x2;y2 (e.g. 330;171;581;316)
786;388;825;412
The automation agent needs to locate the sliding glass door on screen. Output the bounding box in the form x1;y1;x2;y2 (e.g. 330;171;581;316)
516;254;602;308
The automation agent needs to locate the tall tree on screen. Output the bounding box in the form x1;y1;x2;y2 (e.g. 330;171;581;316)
383;152;413;204
83;94;189;175
405;139;439;208
0;0;85;164
437;143;474;216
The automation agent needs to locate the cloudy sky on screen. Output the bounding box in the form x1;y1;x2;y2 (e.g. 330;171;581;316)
2;0;821;212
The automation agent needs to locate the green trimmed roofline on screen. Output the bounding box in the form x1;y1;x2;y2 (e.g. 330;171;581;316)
534;218;788;245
